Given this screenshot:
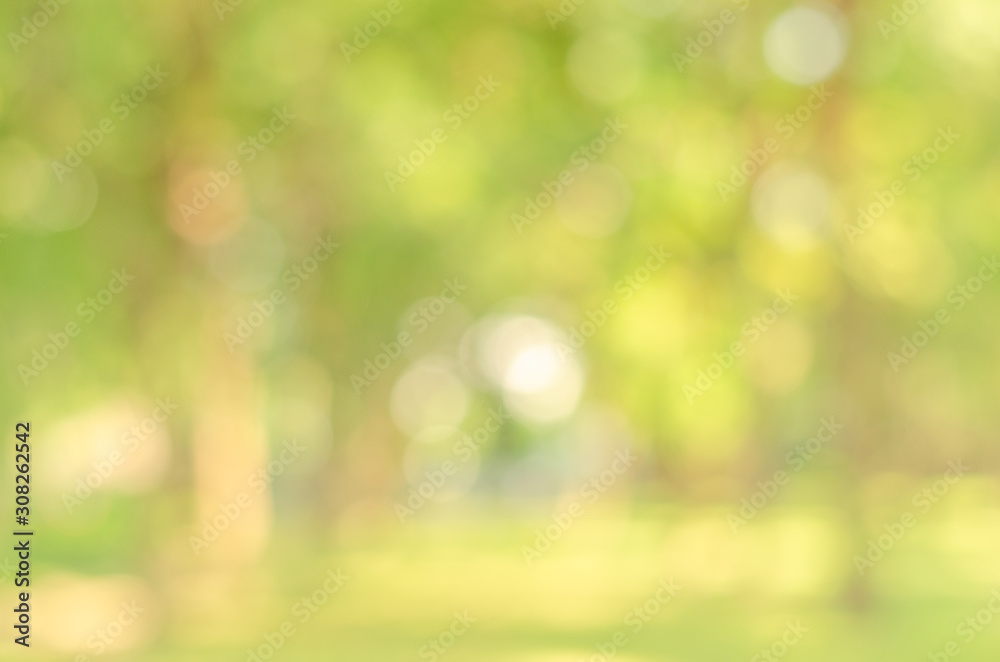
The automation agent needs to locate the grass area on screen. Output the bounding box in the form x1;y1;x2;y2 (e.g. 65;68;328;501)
104;507;1000;661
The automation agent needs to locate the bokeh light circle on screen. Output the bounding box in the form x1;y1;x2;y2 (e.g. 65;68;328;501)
751;163;831;250
390;359;470;438
475;314;585;424
764;4;850;85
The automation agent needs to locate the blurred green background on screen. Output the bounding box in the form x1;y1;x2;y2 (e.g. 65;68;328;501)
2;0;1000;659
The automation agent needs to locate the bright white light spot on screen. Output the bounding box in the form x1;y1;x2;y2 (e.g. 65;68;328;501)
764;4;850;85
476;315;562;387
474;314;585;424
505;344;562;394
503;350;584;425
